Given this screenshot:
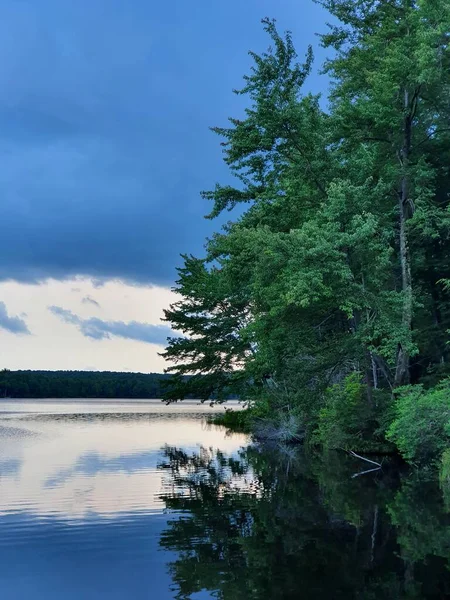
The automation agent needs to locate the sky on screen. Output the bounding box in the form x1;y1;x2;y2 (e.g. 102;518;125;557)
0;0;329;373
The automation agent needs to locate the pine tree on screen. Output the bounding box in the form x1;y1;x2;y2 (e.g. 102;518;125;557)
160;255;254;400
163;4;450;420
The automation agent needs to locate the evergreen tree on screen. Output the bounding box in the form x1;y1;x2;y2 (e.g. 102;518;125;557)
163;3;450;447
161;255;254;400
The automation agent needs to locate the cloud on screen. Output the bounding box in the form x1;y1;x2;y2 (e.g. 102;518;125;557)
0;301;30;335
82;295;100;308
49;305;174;345
0;0;223;287
0;0;327;287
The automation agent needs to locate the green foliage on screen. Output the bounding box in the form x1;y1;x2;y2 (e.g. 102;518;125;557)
160;254;254;401
211;408;252;433
163;2;450;457
387;381;450;464
313;374;367;450
312;373;391;452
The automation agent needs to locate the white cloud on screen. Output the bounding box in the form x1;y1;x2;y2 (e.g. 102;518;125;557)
0;278;177;372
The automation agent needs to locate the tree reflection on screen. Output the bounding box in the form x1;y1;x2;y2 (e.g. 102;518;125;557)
158;444;450;599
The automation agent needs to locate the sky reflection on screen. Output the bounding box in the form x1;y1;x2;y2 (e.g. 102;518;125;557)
0;401;248;520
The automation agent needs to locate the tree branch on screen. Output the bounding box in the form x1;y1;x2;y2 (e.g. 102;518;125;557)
281;123;328;197
346;450;381;467
414;127;450;149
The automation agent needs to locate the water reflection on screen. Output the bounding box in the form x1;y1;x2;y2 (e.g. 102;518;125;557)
2;400;450;599
158;444;450;600
0;402;246;520
0;400;246;600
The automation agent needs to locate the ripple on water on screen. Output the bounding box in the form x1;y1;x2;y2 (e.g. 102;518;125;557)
0;400;247;599
0;425;38;438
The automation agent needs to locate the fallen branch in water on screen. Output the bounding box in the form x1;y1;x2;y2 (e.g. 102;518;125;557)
345;450;382;467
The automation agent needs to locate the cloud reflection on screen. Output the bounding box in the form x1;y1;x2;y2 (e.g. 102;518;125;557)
0;406;248;520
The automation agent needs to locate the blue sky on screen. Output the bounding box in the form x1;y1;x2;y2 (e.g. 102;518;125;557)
0;0;329;371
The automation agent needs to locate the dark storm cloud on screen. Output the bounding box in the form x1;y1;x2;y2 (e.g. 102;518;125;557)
0;0;327;286
0;302;30;335
49;305;174;345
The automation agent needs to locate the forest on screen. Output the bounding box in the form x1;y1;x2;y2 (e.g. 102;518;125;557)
162;0;450;470
0;370;173;399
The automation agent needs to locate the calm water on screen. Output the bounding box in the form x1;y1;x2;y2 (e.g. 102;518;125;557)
1;400;450;599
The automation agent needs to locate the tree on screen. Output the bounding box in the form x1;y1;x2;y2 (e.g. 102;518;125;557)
161;254;255;401
318;0;450;384
163;5;450;446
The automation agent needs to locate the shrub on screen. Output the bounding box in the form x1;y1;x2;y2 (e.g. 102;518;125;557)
312;373;388;451
252;411;304;443
212;393;304;441
212;408;252;433
386;380;450;465
216;391;307;442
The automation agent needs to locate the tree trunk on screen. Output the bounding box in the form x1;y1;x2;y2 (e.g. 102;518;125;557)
394;88;414;387
370;352;378;390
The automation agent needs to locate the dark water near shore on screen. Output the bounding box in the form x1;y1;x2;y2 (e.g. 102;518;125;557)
1;400;450;599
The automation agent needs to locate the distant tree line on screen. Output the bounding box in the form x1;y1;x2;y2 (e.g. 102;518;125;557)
0;370;176;399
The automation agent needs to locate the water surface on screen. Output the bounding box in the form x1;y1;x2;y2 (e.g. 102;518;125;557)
0;399;246;600
1;400;450;599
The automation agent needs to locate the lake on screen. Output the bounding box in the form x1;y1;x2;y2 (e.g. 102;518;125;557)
0;400;450;599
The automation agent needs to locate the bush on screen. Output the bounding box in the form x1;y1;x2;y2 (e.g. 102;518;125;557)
215;392;306;442
312;373;389;452
252;410;304;443
212;408;252;433
386;380;450;465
